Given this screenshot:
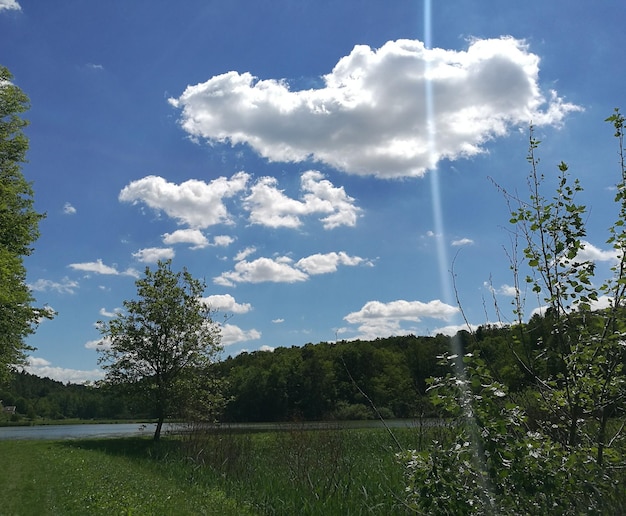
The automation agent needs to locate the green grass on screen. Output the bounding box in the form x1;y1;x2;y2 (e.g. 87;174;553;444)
0;425;426;515
0;438;250;515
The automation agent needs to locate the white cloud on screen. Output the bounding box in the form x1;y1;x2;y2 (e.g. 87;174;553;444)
69;259;139;277
219;323;261;346
25;356;105;384
577;240;620;262
202;294;251;314
342;299;459;339
119;172;249;228
345;299;459;323
215;250;369;286
295;251;369;275
132;247;175;263
99;307;121;318
162;230;233;249
170;37;580;178
215;256;308;286
163;229;209;249
451;238;474;246
272;318;285;324
29;277;79;294
234;246;257;261
532;295;614;319
484;281;517;297
430;323;480;337
84;337;111;350
244;171;361;229
212;235;235;247
63;202;77;215
0;0;21;12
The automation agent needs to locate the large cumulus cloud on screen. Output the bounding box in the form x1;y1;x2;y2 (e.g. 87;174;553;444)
169;37;580;178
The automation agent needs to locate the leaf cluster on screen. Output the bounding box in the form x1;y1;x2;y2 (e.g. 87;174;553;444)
0;66;50;384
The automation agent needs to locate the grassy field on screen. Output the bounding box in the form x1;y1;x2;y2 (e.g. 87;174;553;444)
0;425;430;515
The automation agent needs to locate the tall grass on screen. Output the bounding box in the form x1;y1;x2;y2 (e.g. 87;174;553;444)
0;423;434;515
174;421;459;514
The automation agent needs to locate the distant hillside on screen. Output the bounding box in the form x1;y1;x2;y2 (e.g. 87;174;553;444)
2;323;543;423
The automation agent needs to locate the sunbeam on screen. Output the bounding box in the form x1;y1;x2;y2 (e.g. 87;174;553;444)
421;0;493;505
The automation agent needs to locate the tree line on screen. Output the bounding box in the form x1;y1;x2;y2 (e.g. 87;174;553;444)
3;316;604;424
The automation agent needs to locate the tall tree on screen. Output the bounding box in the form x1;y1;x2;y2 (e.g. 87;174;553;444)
0;65;49;384
98;260;222;440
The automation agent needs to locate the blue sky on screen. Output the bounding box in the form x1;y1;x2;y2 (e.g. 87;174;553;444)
1;0;624;383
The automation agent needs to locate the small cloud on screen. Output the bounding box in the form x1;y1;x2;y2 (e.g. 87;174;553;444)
259;345;275;352
99;307;121;318
163;229;209;249
25;356;105;383
216;250;370;286
84;337;111;351
29;277;79;294
219;323;261;346
215;256;308;287
69;259;139;277
63;202;77;215
243;171;361;229
212;235;235;247
343;298;459;340
0;0;21;12
483;281;517;297
451;238;474;246
577;240;620;262
234;246;257;261
272;318;285;324
86;63;104;71
202;294;251;314
295;251;370;275
132;247;175;263
430;323;480;337
119;172;249;229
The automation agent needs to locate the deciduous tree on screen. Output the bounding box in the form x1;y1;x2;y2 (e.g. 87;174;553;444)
400;112;626;514
98;260;222;440
0;65;49;384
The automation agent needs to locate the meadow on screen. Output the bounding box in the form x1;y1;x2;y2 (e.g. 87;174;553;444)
0;424;435;515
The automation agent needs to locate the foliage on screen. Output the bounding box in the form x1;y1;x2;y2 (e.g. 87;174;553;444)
3;334;452;422
400;112;626;514
0;65;50;384
98;260;223;440
0;370;137;421
401;352;619;514
216;335;449;422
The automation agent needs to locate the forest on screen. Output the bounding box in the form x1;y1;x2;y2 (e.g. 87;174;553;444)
0;310;605;424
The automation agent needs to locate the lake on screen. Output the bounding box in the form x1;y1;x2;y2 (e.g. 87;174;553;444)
0;419;433;440
0;423;161;440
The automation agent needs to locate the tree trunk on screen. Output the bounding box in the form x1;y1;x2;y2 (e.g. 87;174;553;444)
154;416;164;441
